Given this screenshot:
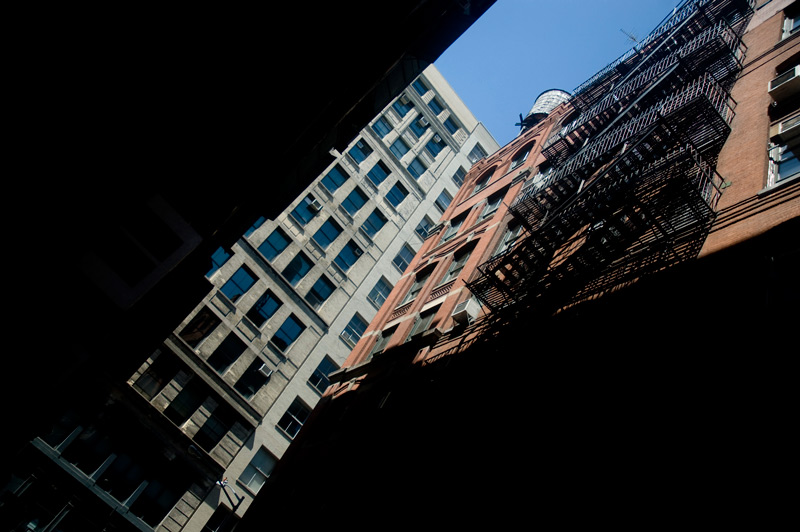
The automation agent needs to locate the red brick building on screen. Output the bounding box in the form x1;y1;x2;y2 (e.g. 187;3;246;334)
241;1;798;528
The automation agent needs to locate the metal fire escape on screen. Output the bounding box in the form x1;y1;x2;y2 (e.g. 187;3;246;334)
468;0;754;312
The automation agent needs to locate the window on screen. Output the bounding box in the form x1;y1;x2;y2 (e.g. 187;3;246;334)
362;209;388;238
194;405;235;452
206;246;231;277
481;189;506;219
424;136;446;158
415;215;434;239
207;333;248;374
392;244;415;273
132;352;181;400
409;307;438;338
442;248;471;284
367;160;391;186
239;448;277;493
305;275;336;309
349;139;373;164
409;116;429;138
494;223;524;257
271;314;305;353
370;326;396;355
164;377;208;426
290;195;321;226
367;277;393;308
472;168;493;195
769;140;800;186
341;313;369;347
281;252;313;286
308;357;339;394
510;143;533;170
371;116;392;138
428;97;445;115
468;143;487;164
277;398;311;439
246;289;282;327
407;157;427;179
392;97;414;118
452;166;467;187
386;182;409;208
783;8;800;39
334;240;363;271
435;190;452;212
444;116;460;135
312;218;343;249
179;307;221;348
403;268;432;303
341;187;368;216
442;213;466;242
321;164;349;193
258;227;291;261
412;78;429;95
233;359;271;399
244;216;266;238
202;506;239;532
390;138;410;160
220;266;257;303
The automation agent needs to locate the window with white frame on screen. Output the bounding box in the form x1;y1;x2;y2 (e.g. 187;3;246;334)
239;448;277;493
367;277;393;308
341;313;369;348
277;398;311;439
434;190;452;212
415;215;435;239
308;356;339;394
468;143;487;164
392;244;416;273
768;139;800;186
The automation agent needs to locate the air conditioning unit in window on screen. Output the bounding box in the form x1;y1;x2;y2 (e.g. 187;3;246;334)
433;134;442;143
399;94;410;105
451;298;480;325
308;199;323;212
769;65;800;101
771;114;800;142
258;363;274;379
419;116;429;126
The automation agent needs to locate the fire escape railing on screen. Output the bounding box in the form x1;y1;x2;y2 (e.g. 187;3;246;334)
466;0;753;314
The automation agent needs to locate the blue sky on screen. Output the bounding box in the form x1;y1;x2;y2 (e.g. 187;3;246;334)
435;0;681;146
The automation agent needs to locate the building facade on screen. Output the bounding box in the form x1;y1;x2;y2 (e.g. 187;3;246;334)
241;0;798;528
0;65;498;532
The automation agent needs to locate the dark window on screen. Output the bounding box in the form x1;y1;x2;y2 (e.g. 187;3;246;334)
179;307;221;348
428;97;445;115
367;160;392;186
333;240;363;271
424;136;445;158
412;78;429;95
409;307;438;338
349;140;373;164
444;117;459;134
305;275;336;309
277;398;311;439
321;164;349;193
239;448;277;494
409;116;429;137
282;252;313;286
472;170;492;194
510;143;533;170
341;187;369;216
163;377;209;426
468;143;487;164
246;290;282;327
271;314;305;352
132;352;181;400
407;156;427;179
390;138;410;160
386;182;409;208
442;213;466;242
403;268;432;303
435;190;452;212
194;404;235;452
370;326;396;355
207;334;248;374
220;266;257;303
308;357;339;394
258;227;291;261
312;218;343;249
452;166;467;187
372;116;392;138
234;359;271;399
206;246;231;277
362;209;388;238
392;98;414;117
442;248;472;283
290;195;321;226
481;189;506;219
